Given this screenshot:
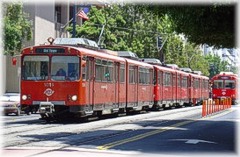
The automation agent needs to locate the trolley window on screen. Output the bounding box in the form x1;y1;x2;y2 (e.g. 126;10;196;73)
182;76;187;88
147;69;152;84
102;60;108;82
172;74;176;87
95;59;114;82
139;67;144;84
163;72;172;86
158;71;162;85
177;75;180;87
213;80;223;89
204;80;209;89
120;64;125;83
95;59;102;81
22;56;49;81
51;56;79;81
115;62;119;82
103;60;114;82
225;80;235;89
129;66;136;84
194;79;200;88
139;67;151;85
81;57;87;80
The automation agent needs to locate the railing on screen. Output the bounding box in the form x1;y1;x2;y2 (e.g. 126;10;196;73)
202;98;232;117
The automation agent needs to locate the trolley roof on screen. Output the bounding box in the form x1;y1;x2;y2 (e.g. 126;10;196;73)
141;58;162;65
117;51;139;60
53;38;99;49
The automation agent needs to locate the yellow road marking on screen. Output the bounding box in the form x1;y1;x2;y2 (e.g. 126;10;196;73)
97;120;192;150
97;108;237;150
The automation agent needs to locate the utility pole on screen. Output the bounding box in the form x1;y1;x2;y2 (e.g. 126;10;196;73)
97;24;105;45
157;35;168;63
187;53;196;69
157;36;163;62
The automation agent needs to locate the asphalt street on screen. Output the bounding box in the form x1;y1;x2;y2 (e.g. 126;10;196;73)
2;105;239;157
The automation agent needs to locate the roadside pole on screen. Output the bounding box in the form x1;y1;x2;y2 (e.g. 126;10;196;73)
157;35;168;63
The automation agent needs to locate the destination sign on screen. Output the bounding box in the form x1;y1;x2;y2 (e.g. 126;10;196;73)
35;48;65;53
218;76;230;79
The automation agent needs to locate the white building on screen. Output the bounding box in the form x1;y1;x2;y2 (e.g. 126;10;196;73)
201;44;239;69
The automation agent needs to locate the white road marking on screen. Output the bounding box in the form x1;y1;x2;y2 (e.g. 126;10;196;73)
169;139;217;144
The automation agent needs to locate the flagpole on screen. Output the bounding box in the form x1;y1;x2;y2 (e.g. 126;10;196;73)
72;4;77;38
60;8;85;38
60;5;91;38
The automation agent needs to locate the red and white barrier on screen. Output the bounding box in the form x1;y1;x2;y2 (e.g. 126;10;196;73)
202;98;232;117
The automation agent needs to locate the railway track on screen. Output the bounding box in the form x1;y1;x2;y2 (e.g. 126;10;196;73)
3;105;202;148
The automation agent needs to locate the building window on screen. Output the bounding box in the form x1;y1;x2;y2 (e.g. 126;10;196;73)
55;5;61;23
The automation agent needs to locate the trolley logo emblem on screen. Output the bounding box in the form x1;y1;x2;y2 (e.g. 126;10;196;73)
222;91;226;95
101;85;108;89
44;88;55;96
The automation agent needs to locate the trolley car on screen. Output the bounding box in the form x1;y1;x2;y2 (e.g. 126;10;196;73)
211;72;238;104
20;37;209;121
20;38;154;120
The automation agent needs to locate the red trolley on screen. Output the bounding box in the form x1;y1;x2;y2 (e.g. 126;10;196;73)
211;72;238;104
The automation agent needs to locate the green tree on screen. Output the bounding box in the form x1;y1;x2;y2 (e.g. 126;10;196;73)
68;4;213;76
164;34;185;65
3;2;32;56
67;5;128;50
230;66;238;74
164;36;209;76
69;5;160;57
205;54;229;78
148;4;235;48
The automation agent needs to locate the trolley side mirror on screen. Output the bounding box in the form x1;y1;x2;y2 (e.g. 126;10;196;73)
12;57;17;66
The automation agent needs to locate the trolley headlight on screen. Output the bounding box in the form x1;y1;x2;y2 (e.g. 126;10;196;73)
22;95;27;100
71;95;77;101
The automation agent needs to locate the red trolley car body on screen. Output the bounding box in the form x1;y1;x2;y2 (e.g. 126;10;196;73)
211;72;238;104
20;38;210;120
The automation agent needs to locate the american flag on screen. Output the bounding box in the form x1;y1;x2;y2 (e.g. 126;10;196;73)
77;10;89;20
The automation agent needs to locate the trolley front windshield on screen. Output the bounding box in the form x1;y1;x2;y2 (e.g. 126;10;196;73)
213;80;235;89
22;55;80;81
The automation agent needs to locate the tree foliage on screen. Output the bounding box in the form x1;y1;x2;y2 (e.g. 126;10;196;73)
68;4;232;77
204;54;229;78
68;5;160;58
149;4;235;48
3;2;32;56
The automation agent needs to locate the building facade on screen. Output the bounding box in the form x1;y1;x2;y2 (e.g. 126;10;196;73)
201;44;240;70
